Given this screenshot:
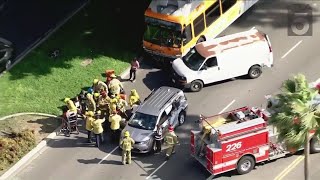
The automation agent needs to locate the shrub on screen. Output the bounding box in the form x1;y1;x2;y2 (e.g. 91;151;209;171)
0;129;36;171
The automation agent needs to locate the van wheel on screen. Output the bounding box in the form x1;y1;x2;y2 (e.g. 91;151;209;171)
248;65;262;79
190;80;203;92
310;136;320;154
197;37;205;43
237;156;255;175
178;111;186;126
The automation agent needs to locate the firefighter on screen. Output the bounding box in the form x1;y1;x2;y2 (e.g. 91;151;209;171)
117;98;128;117
86;93;96;112
120;131;135;165
92;110;105;147
108;73;124;96
129;89;140;108
84;111;95;143
93;79;108;94
97;91;110;118
109;111;122;143
64;98;77;113
164;125;179;160
93;92;100;104
109;95;118;114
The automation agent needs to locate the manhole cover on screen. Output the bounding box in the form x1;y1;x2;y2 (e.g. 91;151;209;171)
81;58;93;67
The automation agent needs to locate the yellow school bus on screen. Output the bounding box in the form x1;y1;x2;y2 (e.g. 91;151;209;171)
143;0;259;60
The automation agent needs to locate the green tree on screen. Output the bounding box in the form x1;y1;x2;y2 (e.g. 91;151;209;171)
269;74;320;180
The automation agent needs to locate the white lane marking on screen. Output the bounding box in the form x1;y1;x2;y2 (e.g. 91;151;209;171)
281;40;302;59
98;146;119;164
145;161;168;179
219;100;236;114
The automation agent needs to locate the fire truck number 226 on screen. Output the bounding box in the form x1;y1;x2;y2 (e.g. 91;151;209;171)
226;142;242;152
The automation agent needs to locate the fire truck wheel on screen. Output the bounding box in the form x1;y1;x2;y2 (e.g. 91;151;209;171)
310;137;320;153
236;156;255;175
248;65;262;79
178;111;186;126
190;80;203;92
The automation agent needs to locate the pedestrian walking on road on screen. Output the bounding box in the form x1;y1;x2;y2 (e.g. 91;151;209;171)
129;57;140;82
109;111;122;143
164;125;179;160
120;131;135;165
84;111;95;143
92;111;105;147
154;124;163;153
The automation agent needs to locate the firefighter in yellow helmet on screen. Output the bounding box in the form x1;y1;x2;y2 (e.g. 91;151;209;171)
120;131;135;165
86;93;96;112
117;98;128;116
108;73;124;96
97;91;110;118
109;111;122;143
109;94;118;114
93;79;108;94
93;92;100;104
64;98;77;113
84;111;95;143
164;125;179;160
129;89;140;108
92;110;105;147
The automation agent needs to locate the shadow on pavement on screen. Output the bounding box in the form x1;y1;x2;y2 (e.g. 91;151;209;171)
27;117;60;134
142;69;172;91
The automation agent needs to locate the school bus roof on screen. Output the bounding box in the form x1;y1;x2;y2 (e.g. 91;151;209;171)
195;29;267;59
147;0;206;23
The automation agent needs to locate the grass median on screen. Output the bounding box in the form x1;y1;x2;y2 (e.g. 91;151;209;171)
0;1;149;117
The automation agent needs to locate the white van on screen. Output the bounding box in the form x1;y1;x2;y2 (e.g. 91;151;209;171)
171;28;273;92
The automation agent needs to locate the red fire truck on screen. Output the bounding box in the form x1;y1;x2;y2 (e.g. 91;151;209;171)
190;106;320;179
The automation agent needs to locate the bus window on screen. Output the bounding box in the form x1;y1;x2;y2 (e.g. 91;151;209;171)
221;0;237;13
193;13;205;37
205;1;221;27
183;24;193;45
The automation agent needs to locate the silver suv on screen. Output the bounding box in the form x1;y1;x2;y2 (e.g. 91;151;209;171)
121;86;188;153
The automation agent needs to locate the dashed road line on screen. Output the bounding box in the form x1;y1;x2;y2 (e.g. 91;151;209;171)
281;40;303;59
219;100;236;114
98;146;119;164
146;161;167;179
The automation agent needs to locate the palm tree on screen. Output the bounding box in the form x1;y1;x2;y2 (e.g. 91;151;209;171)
268;74;320;180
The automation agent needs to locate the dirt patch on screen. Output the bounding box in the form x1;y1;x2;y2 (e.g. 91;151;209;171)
0;114;61;175
80;58;93;67
0;115;60;143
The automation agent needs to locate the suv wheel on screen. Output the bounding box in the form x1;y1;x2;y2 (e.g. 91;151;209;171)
178;111;186;126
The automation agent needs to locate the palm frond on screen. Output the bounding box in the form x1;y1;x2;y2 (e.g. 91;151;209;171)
282;79;296;93
301;112;318;130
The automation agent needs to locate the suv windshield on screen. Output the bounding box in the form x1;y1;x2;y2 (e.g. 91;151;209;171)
128;112;157;130
182;48;206;71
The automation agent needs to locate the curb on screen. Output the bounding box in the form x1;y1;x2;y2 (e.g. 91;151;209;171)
0;113;62;180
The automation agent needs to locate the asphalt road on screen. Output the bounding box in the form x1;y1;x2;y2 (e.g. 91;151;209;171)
12;0;320;180
0;0;88;66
